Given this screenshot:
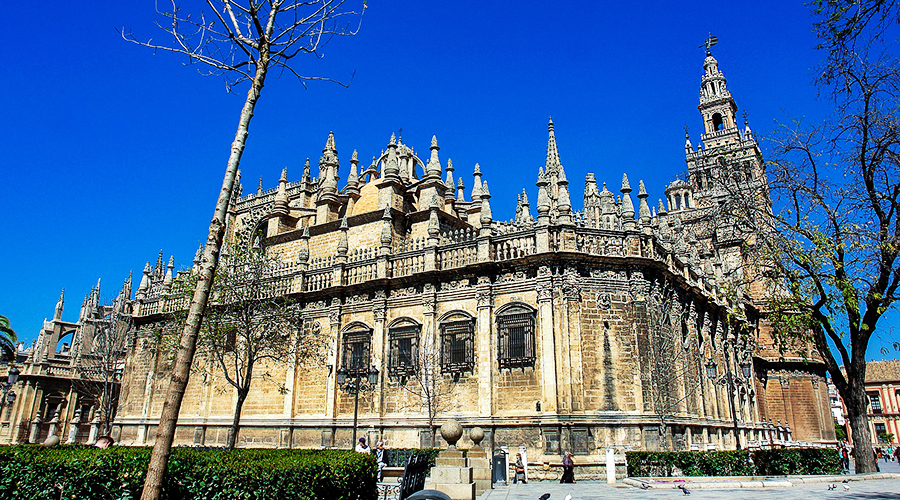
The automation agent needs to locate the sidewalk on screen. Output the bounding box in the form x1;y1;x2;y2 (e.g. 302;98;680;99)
479;458;900;500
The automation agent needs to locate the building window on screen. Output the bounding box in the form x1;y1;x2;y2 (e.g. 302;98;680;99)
389;323;420;377
440;317;475;374
868;392;882;414
497;305;536;369
342;327;372;375
875;422;888;442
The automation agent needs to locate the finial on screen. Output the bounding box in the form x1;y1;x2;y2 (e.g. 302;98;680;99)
684;125;689;139
389;133;396;146
280;167;287;183
638;180;648;197
352;149;358;162
548;116;554;132
700;33;718;56
621;173;632;192
257;176;263;195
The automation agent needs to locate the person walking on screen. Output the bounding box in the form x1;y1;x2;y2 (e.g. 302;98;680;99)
513;453;527;484
560;451;575;484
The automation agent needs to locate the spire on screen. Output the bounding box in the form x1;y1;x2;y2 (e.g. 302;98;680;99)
154;250;164;278
138;262;151;293
124;270;133;299
684;125;692;154
426;135;442;177
274;167;289;214
637;180;651;223
557;163;572;219
658;198;667;215
444;158;456;201
257;176;263;195
347;150;360;189
383;134;400;179
53;289;64;321
520;189;533;223
302;158;311;184
164;255;174;287
480;181;493;227
456;177;466;202
621;173;636;229
545;117;562;174
471;164;483;201
233;169;243;200
536;167;551;222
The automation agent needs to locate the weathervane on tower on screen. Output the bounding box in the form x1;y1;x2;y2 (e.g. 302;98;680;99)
700;33;718;56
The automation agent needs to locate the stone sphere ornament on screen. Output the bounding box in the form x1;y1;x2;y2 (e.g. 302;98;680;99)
469;426;485;446
440;420;463;447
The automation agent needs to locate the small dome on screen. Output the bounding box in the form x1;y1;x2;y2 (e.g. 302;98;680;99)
665;178;693;193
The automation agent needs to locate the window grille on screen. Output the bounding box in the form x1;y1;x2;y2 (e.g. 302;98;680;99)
389;324;419;377
440;319;474;374
869;392;883;414
342;329;371;376
497;309;535;369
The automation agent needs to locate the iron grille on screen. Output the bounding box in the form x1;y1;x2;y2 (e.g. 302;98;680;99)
389;325;420;377
498;312;535;369
342;329;371;375
440;320;474;374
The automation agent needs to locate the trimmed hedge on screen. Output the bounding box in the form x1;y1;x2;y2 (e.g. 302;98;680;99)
0;446;376;500
626;448;841;477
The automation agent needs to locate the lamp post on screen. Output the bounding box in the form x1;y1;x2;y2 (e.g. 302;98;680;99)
706;355;751;450
1;366;19;420
336;364;379;449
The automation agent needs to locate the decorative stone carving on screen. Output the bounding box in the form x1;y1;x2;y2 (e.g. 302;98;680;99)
537;265;551;277
535;281;553;302
562;267;581;302
598;293;611;310
440;420;463;447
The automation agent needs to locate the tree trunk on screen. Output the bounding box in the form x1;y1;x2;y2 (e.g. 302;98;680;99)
140;56;269;500
847;388;877;473
227;388;250;449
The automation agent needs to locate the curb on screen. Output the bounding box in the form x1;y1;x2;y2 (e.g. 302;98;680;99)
623;473;900;490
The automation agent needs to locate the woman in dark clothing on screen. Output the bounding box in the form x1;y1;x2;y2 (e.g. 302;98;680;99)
560;451;575;483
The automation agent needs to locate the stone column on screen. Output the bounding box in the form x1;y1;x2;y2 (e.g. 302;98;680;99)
563;267;584;411
475;277;493;417
372;290;387;416
536;266;557;413
326;298;342;420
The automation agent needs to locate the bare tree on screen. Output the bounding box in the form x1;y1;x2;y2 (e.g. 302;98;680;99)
121;2;365;497
73;302;132;437
196;244;326;448
644;282;703;451
394;334;458;447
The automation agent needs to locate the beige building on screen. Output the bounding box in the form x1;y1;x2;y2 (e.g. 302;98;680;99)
10;49;836;459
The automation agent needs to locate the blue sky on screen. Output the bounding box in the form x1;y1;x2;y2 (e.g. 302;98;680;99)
0;1;896;360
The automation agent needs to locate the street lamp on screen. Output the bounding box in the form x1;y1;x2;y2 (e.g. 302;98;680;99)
1;366;19;419
705;357;744;450
337;364;379;449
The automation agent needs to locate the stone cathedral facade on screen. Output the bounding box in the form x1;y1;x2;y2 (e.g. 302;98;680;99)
101;51;836;457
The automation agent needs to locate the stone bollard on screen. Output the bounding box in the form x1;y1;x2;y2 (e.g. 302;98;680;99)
424;421;476;500
465;427;491;496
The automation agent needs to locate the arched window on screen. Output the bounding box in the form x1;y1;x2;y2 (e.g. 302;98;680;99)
439;312;475;374
496;303;536;369
388;318;420;377
712;113;724;131
341;323;373;376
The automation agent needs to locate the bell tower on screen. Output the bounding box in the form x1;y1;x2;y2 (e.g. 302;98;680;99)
685;37;766;208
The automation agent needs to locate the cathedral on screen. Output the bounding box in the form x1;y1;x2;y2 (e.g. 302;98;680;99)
2;49;835;459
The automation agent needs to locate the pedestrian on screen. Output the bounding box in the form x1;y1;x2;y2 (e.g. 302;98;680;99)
560;451;575;484
513;453;527;484
374;441;387;481
840;445;850;471
893;446;900;463
355;437;370;453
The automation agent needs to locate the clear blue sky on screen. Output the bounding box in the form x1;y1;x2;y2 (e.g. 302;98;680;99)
1;1;896;360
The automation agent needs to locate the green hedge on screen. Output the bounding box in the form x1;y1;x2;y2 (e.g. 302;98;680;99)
626;448;841;477
0;446;376;500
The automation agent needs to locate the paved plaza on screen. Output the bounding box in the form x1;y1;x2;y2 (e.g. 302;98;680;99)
479;460;900;500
